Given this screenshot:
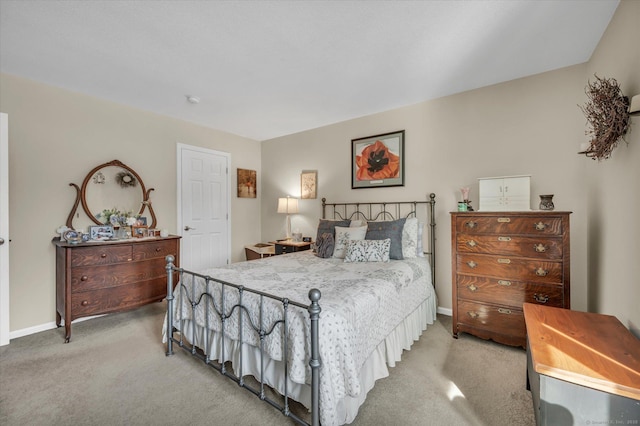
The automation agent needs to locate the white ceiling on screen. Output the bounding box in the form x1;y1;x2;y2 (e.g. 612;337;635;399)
0;0;619;141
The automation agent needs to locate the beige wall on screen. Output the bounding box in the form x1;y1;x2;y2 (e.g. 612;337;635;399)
585;0;640;335
0;73;262;332
3;0;637;336
262;1;639;331
262;64;589;313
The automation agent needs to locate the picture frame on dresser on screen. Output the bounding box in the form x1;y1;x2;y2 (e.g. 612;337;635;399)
132;225;147;238
90;225;114;240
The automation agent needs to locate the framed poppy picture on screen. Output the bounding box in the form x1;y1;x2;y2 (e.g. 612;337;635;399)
351;130;404;189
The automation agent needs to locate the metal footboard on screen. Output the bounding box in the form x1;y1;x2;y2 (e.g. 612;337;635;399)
165;255;321;426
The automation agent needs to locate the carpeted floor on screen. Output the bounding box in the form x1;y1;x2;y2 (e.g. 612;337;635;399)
0;302;535;425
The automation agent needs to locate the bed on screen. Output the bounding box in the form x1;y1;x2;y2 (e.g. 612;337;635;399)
163;195;437;426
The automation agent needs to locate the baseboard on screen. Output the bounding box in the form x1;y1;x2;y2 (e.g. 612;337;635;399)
9;314;105;341
9;307;449;343
437;306;452;316
10;321;58;340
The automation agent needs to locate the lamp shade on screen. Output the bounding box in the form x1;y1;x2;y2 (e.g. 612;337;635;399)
277;197;299;214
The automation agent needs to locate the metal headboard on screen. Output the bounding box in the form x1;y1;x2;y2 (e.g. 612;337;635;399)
321;193;436;287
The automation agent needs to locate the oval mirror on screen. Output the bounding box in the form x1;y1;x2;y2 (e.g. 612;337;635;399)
66;160;157;229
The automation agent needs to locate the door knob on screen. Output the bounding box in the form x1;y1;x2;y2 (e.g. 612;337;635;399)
0;237;4;245
184;226;196;231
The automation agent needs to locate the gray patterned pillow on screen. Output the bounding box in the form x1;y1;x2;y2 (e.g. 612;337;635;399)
365;218;406;260
344;238;391;263
315;232;335;258
315;219;351;247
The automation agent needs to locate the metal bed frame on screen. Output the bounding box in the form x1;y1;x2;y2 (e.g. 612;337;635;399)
164;194;436;426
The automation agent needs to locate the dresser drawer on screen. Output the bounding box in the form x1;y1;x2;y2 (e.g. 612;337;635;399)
132;240;178;261
70;245;132;267
456;216;563;236
457;234;563;259
70;257;168;292
457;253;563;284
457;275;564;308
457;300;526;338
71;278;166;318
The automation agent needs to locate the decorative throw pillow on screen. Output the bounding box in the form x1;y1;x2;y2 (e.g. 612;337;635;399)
349;220;364;227
315;219;351;247
402;217;419;259
365;218;406;260
417;221;425;257
315;232;335;258
333;225;368;259
344;238;391;263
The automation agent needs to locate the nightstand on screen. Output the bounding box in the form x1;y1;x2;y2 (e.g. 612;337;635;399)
245;243;275;260
272;240;312;255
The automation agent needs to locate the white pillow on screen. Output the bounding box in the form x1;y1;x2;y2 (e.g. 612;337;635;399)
344;238;391;263
416;221;425;257
402;217;419;259
333;225;367;259
349;220;364;227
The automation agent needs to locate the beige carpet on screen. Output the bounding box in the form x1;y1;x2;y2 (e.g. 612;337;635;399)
0;302;535;425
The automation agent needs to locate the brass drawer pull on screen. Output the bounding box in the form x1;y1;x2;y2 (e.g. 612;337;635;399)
466;261;477;269
81;300;89;306
467;284;478;292
466;240;478;248
498;280;512;286
534;243;547;253
534;221;547;231
497;236;511;242
80;275;88;281
497;218;511;223
497;258;511;264
535;267;549;277
533;294;549;304
467;311;479;319
100;253;107;258
465;221;477;229
498;308;512;315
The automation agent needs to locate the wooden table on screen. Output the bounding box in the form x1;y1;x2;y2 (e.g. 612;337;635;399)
244;243;275;260
524;303;640;425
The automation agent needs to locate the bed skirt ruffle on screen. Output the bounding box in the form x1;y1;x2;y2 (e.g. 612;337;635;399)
164;293;436;425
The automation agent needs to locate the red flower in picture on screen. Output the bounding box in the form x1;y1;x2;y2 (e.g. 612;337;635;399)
355;140;400;181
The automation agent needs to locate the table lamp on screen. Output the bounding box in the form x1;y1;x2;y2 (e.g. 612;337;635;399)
277;196;299;239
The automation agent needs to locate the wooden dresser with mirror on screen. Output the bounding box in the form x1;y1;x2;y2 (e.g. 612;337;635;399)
54;159;180;342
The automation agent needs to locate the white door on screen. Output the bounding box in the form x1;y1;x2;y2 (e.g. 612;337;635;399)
0;113;10;346
178;144;230;271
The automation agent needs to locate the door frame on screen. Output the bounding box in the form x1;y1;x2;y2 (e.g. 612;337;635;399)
1;113;10;346
176;143;231;269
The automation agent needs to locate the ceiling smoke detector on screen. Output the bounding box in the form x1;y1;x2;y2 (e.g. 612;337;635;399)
186;95;200;104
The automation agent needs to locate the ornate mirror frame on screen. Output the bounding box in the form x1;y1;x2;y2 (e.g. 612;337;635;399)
66;159;157;229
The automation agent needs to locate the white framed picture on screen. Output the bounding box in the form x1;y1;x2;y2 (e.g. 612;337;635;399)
90;225;114;240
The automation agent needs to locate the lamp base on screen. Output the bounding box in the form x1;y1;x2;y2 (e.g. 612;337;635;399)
285;215;292;239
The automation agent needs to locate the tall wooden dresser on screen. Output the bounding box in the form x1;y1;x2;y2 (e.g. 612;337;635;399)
451;211;570;348
54;235;180;342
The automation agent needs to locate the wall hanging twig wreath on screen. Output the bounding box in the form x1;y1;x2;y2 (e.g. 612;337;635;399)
115;170;138;187
579;75;631;160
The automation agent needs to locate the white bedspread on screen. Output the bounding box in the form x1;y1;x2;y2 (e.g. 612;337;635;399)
164;251;436;426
